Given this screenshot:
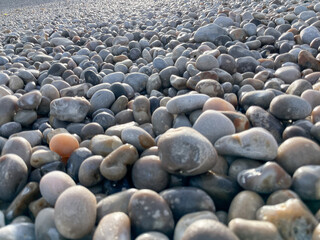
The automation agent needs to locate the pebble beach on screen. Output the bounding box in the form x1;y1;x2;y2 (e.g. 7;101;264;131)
1;0;320;239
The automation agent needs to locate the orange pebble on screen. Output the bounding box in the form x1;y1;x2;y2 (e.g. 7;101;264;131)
203;97;236;112
49;133;79;164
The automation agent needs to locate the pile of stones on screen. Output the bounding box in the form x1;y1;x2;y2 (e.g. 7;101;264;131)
0;0;320;239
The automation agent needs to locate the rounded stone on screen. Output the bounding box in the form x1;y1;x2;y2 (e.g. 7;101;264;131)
89;134;123;157
237;162;292;194
228;190;264;222
35;208;64;240
1;136;32;168
39;170;76;206
276;137;320;175
274;66;301;84
195;79;224;97
158;127;217;176
54;186;97;239
121;126;155;152
151;107;174;136
203;97;235;112
181;219;238;240
195;54;219;71
17;90;42;110
132;155;170;192
266;190;300;205
93;212;130;240
166;94;210;114
0;154;28;202
174;211;218;240
292;165;320;200
78;155;104;187
50;97;91;123
100;144;139;181
30;149;61;168
160;187;215;222
269;95;312;120
128;189;174;236
214;127;278;161
49;133;79;163
193;110;235;144
136;232;169;240
229;218;282;240
90;89;115;113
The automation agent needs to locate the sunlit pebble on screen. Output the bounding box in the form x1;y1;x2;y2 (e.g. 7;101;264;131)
49;133;79;163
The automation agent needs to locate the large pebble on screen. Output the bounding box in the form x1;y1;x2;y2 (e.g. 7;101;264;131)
181;219;239;240
128;189;174;236
132;155;169;192
0;154;28;202
194;23;228;43
0;95;18;126
276;137;320;174
237;162;292;194
89;134;123;156
93;212;130;240
96;188;137;221
40;170;76;206
158;127;217;176
35;208;65;240
270;95;312;120
54;186;97;239
214;127;278;161
193;110;235;144
228;190;264;222
229;218;282;240
292;165;320;200
174;211;218;240
160;187;215;221
50;97;91;122
100;144;138;181
166;94;209;114
257;199;318;240
121;126;155;152
0;223;35;240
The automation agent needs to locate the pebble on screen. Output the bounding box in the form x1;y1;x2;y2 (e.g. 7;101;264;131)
39;170;76;205
0;154;28;202
166;94;210;114
35;208;65;240
96;188;137;222
229;218;282;240
257;199;318;240
54;185;96;239
237;162;292;194
132;155;169;192
269;95;312;120
49;133;79;163
0;223;35;240
174;211;218;240
292;165;320;200
214;127;278;161
228;190;264;222
1;0;320;236
50;97;91;122
93;212;131;240
193;110;235;144
181;219;239;240
121;126;156;152
128;189;174;237
276;137;320;174
160;187;215;221
158;127;217;176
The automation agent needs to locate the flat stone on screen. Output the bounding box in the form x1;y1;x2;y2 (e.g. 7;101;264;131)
50;37;74;47
274;66;301;84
